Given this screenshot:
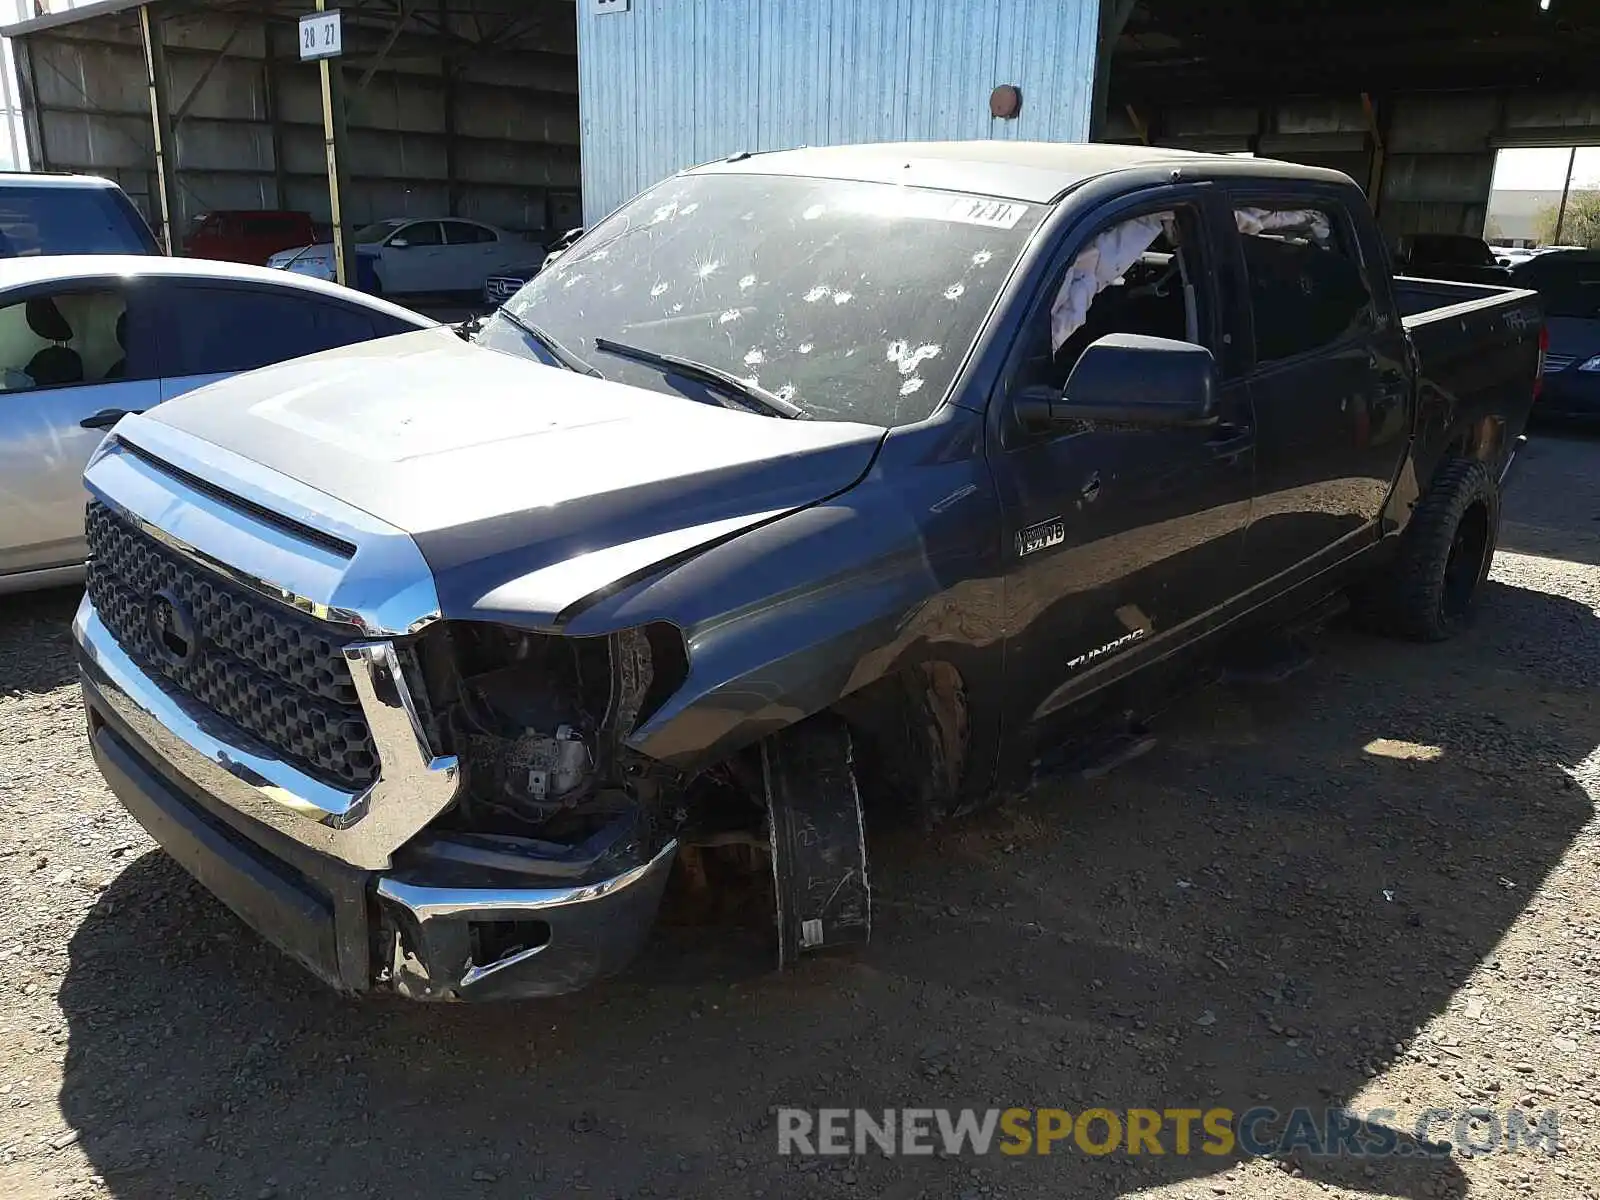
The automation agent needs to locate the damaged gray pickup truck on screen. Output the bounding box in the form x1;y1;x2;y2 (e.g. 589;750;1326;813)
76;143;1541;1000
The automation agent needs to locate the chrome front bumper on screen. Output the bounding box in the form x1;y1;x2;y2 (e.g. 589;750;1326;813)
79;614;678;998
75;600;459;872
76;418;678;998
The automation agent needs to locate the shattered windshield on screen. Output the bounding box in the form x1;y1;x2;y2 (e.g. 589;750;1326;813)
497;172;1044;424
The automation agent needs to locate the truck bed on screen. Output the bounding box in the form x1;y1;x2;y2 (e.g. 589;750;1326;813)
1393;275;1525;321
1393;275;1542;484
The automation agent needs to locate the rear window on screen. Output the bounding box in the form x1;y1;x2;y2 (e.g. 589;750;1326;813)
1236;205;1374;364
0;184;158;256
1512;257;1600;318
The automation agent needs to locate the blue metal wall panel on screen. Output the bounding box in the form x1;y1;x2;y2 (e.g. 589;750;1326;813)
576;0;1100;223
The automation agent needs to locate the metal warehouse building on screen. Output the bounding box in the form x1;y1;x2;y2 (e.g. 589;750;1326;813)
5;0;1599;253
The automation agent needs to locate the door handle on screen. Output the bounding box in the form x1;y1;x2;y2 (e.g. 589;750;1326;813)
1206;424;1253;460
79;408;144;430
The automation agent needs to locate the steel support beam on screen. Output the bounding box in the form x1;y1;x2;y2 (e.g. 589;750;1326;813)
172;19;246;124
1090;0;1137;141
15;38;46;170
262;19;288;208
442;74;459;215
1361;92;1388;215
139;4;181;255
438;0;459;216
317;0;355;286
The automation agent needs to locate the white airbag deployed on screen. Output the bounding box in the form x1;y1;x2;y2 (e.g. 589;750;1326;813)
1050;213;1171;351
1235;207;1331;242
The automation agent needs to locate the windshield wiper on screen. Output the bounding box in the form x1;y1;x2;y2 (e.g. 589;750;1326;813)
495;308;601;377
592;336;804;419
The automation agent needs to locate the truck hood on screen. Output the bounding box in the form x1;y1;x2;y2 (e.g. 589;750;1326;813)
140;327;886;622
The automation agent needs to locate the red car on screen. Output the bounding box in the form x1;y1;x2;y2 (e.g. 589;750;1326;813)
184;210;323;266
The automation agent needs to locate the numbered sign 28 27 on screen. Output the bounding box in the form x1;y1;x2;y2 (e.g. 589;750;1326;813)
299;11;342;61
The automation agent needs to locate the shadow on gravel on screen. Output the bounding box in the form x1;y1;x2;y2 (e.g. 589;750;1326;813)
55;580;1596;1200
1499;429;1600;566
1498;520;1600;568
0;586;81;696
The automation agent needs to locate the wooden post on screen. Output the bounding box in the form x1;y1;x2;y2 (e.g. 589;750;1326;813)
316;0;354;285
139;4;180;254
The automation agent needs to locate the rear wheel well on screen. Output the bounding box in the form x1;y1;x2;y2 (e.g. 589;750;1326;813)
1447;415;1504;464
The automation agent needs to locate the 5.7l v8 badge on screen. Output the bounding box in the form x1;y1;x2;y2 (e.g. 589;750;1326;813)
1016;517;1066;558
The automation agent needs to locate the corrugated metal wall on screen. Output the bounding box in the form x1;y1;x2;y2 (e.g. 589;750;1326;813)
16;3;581;238
575;0;1100;224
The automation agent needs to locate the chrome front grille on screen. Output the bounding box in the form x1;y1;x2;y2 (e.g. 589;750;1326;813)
84;501;379;790
484;276;526;302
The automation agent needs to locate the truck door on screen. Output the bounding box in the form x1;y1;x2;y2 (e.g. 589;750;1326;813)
990;190;1255;735
1226;193;1403;588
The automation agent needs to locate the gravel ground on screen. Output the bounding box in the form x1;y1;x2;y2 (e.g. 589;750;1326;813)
1;433;1598;1200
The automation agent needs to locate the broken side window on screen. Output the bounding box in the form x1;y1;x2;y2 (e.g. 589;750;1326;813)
1017;205;1210;395
1234;204;1375;365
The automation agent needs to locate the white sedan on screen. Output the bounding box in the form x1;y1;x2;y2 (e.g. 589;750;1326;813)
267;217;521;295
0;255;433;594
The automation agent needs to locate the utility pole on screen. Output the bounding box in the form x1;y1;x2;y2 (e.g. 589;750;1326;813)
1553;145;1578;246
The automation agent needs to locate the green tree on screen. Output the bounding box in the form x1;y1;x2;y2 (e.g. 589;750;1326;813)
1535;190;1600;247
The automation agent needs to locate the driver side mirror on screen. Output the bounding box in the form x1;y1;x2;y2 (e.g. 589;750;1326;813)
1016;333;1219;433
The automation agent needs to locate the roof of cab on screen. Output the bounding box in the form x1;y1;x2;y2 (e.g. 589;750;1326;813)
692;140;1353;204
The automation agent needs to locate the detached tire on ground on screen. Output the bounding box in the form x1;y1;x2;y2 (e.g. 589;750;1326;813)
760;715;870;968
1363;457;1500;642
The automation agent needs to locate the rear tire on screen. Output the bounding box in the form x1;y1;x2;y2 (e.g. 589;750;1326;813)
1360;457;1499;642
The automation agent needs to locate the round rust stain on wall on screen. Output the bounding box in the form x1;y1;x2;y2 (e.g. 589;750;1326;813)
990;84;1022;120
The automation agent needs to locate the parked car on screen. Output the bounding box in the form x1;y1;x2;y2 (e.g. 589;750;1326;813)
74;144;1540;1001
0;255;433;595
183;210;320;265
540;225;584;271
1511;248;1600;425
480;228;584;306
1495;246;1539;267
481;254;547;307
267;217;520;296
1395;233;1513;285
0;172;160;257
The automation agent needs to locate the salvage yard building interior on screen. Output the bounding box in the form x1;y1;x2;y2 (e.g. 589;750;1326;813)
1103;0;1600;243
6;0;1600;260
7;0;582;255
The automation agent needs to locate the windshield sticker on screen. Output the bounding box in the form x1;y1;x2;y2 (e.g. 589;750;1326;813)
805;190;1031;230
946;198;1030;229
